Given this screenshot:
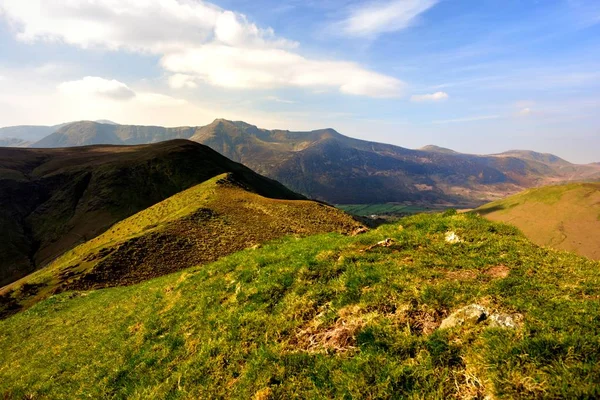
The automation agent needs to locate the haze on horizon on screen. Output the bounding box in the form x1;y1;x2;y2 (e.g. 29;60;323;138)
0;0;598;163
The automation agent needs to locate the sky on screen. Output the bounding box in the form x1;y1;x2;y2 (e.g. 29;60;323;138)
0;0;599;163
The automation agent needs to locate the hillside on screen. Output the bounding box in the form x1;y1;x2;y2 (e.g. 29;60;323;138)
1;212;599;398
419;144;460;154
32;121;196;147
0;137;30;147
0;140;303;287
476;183;600;260
0;124;65;142
0;173;361;318
28;119;600;206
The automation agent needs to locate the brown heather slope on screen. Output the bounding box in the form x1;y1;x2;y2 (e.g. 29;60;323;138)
0;173;362;318
0;140;303;287
476;183;600;260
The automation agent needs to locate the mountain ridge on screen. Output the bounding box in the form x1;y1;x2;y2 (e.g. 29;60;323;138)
0;139;305;288
6;119;600;205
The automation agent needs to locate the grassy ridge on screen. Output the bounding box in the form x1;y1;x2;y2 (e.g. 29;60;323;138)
0;173;361;318
1;212;599;398
477;183;600;260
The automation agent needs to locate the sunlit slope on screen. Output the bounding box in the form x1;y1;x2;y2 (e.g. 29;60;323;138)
1;213;599;398
0;173;361;317
476;183;600;260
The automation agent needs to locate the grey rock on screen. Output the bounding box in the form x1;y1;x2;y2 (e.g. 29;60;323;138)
488;313;523;329
439;304;488;329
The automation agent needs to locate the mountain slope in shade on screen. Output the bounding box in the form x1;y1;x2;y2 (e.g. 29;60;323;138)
476;183;600;260
0;172;361;317
0;140;303;287
30;119;600;205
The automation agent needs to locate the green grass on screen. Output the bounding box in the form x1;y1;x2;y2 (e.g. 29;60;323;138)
1;213;600;398
336;204;434;216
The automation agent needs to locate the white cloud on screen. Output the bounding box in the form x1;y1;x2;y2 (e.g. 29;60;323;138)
58;77;136;100
518;107;532;117
335;0;438;38
411;91;448;102
168;74;199;89
0;0;402;98
136;92;187;107
162;45;404;97
432;115;500;124
265;96;295;104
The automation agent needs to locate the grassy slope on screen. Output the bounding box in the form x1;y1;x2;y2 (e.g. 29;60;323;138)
1;212;599;399
0;173;361;317
476;183;600;260
0;140;304;287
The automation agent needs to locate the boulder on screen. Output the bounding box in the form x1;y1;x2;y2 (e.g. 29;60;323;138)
439;304;488;329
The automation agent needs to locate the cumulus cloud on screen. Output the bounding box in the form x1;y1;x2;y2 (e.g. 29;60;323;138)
168;74;199;89
162;45;403;97
335;0;438;38
411;91;449;102
0;0;402;98
58;77;136;100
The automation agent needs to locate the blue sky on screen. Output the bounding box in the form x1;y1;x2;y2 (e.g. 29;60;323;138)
0;0;599;162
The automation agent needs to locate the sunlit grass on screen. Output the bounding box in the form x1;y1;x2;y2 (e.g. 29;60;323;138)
1;212;599;398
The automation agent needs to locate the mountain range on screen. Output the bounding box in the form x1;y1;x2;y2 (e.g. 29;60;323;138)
3;119;600;205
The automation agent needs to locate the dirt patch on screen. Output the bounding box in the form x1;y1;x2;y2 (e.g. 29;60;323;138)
404;308;444;335
485;265;510;279
292;306;365;353
445;270;478;281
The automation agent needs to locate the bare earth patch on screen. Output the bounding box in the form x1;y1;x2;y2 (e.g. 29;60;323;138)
445;270;479;281
485;265;510;279
292;306;366;353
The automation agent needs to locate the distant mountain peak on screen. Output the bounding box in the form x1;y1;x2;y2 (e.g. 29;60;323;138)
495;150;571;166
419;145;459;154
95;119;119;125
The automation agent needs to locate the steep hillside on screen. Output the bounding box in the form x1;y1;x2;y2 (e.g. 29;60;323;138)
476;183;600;260
1;212;599;398
0;173;361;318
30;120;600;205
0;140;303;287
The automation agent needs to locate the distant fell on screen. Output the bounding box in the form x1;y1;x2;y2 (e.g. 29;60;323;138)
419;145;459;154
476;182;600;260
493;150;571;166
32;121;196;147
0;139;302;287
25;119;600;205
